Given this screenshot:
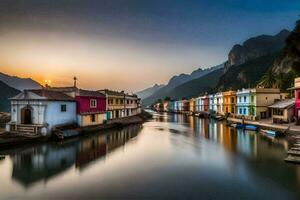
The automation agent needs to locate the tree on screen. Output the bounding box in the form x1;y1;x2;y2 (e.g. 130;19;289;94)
258;69;277;88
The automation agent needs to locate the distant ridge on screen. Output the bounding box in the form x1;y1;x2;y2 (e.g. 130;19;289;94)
0;72;41;91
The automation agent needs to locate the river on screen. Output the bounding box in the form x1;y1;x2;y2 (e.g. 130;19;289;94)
0;111;299;199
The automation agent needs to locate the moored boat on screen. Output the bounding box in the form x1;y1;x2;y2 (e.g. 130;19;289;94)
260;129;278;137
245;125;258;131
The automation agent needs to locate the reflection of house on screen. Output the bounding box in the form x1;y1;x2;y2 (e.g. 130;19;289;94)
269;99;295;123
11;144;76;187
8;89;77;135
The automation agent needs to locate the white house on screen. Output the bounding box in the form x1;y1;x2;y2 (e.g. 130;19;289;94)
7;89;77;136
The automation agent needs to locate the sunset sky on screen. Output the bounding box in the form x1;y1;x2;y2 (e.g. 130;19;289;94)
0;0;299;92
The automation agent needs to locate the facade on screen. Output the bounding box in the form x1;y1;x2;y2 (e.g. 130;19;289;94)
168;101;175;112
163;101;169;112
189;98;195;114
201;95;210;113
99;89;140;119
294;78;300;122
214;93;223;115
75;90;107;127
222;91;236;115
194;97;201;113
209;94;215;113
182;100;190;113
8;89;77;135
174;101;180;112
236;88;252;117
269;99;294;123
237;88;283;120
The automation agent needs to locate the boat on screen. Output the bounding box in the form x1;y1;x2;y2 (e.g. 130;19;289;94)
244;125;258;131
230;123;245;129
260;129;278;137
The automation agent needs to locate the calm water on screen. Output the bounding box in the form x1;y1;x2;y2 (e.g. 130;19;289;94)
0;112;300;200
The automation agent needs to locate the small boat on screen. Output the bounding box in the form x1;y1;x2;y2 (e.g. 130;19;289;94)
230;123;245;129
245;125;258;131
260;129;278;137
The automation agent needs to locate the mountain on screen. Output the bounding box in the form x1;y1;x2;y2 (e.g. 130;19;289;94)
224;29;290;71
217;52;279;90
0;80;20;112
142;67;224;105
272;20;300;76
0;72;41;91
136;84;165;99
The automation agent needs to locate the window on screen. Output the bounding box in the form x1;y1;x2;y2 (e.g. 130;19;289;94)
116;99;119;104
239;97;241;103
273;108;283;116
61;104;67;112
243;108;246;115
90;99;97;108
265;97;268;100
127;100;130;104
91;114;96;122
244;96;246;102
120;99;124;104
231;97;234;104
239;108;242;114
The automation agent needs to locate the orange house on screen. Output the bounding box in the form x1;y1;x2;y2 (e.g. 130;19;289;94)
189;98;195;114
222;91;236;115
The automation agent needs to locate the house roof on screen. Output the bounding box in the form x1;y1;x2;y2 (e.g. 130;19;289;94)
268;99;295;109
76;89;106;98
11;89;75;101
98;89;125;96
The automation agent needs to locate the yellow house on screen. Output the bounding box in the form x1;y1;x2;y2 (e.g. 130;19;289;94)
189;98;195;114
222;91;236;115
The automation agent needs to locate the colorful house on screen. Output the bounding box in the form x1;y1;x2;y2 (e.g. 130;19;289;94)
194;97;201;113
268;99;295;123
214;92;223;115
8;89;77;135
201;95;210;113
237;88;283;120
75;90;107;127
293;78;300;122
182;100;190;113
189;98;195;114
222;91;236;115
168;101;175;112
125;94;141;116
174;101;180;113
209;94;215;113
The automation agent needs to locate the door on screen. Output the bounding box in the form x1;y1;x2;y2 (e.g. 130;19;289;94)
21;107;32;124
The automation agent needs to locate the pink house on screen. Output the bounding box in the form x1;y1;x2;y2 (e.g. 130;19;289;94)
75;90;107;127
294;78;300;122
201;95;210;112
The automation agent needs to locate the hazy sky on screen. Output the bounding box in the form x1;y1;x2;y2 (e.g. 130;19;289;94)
0;0;299;92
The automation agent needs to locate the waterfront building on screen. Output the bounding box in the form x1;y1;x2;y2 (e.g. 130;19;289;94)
236;88;283;120
124;93;141;117
214;92;223;115
174;101;180;113
75;89;107;127
209;94;215;113
98;89;140;119
194;97;201;113
201;95;210;113
163;101;169;112
222;91;236;115
7;89;77;135
182;100;190;113
168;101;175;112
293;78;300;122
268;99;295;123
189;98;195;114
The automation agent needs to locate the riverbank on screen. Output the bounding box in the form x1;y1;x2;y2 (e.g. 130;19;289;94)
0;110;152;150
227;117;300;134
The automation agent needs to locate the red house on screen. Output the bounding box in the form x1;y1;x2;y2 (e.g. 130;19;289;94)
75;89;107;127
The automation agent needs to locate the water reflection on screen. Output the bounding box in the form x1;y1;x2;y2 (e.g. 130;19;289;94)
0;112;300;199
1;124;142;188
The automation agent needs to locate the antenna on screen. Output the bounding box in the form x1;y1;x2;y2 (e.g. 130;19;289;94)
74;76;77;87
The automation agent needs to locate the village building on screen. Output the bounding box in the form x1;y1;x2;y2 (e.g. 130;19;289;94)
214;93;223;115
194;97;201;113
124;93;141;117
237;88;285;120
163;101;169;112
201;95;210;113
209;94;215;113
174;101;180;113
291;77;300;123
222;91;236;115
268;99;295;123
189;98;195;114
7;89;77;135
168;101;175;112
75;90;107;127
